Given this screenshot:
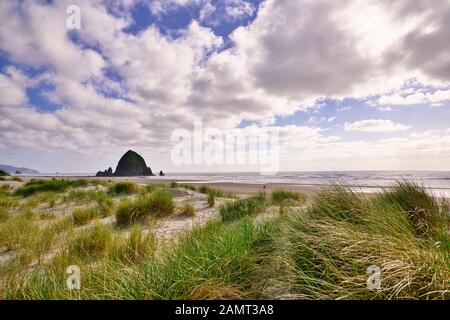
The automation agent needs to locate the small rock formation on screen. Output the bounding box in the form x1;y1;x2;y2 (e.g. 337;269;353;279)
159;170;165;176
96;167;113;177
96;150;156;177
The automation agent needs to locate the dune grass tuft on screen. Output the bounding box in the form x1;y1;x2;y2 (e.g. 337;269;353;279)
0;207;9;223
170;182;197;191
143;183;166;194
14;179;89;197
220;193;267;222
380;180;448;240
72;207;100;226
207;191;215;207
111;225;156;264
199;185;236;198
1;184;11;195
108;182;139;195
271;189;307;205
68;224;114;259
276;182;450;299
0;212;39;251
72;194;114;225
116;189;174;226
181;203;195;217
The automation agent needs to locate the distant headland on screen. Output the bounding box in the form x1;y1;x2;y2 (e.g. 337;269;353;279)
0;165;39;175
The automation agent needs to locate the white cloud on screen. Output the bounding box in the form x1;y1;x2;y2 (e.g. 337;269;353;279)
0;72;27;106
377;89;450;106
0;0;450;171
224;0;255;19
344;120;411;133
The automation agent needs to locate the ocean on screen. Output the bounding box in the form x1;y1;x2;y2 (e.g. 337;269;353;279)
155;171;450;197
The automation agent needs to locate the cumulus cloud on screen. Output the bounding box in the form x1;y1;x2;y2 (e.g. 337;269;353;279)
344;120;411;133
0;73;27;106
0;0;449;171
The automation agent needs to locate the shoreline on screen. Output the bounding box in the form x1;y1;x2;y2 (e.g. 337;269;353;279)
12;175;450;197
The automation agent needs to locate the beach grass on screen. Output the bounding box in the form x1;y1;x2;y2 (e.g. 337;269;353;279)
170;182;197;191
143;183;166;194
181;203;195;217
108;182;139;195
116;189;174;226
275;182;450;299
271;189;307;205
68;224;114;259
199;185;236;198
0;180;448;300
220;192;267;222
14;179;90;197
207;191;215;207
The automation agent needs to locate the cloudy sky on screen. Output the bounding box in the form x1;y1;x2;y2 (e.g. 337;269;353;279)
0;0;449;173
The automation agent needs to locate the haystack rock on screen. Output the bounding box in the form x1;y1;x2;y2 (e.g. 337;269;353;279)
96;150;155;177
159;170;165;176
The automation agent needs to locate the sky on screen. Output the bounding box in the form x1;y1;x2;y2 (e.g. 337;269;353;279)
0;0;450;173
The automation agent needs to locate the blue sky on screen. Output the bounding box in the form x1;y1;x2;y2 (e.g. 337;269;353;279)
0;0;449;173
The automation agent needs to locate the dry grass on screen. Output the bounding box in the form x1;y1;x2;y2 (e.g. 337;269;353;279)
0;181;448;300
181;203;195;217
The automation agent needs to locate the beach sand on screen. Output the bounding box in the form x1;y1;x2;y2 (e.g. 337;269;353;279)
11;175;322;196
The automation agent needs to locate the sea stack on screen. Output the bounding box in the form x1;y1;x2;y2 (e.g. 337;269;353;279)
159;170;165;176
96;150;155;177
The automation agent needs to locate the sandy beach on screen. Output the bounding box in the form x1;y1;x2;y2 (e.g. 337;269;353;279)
12;175;323;197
